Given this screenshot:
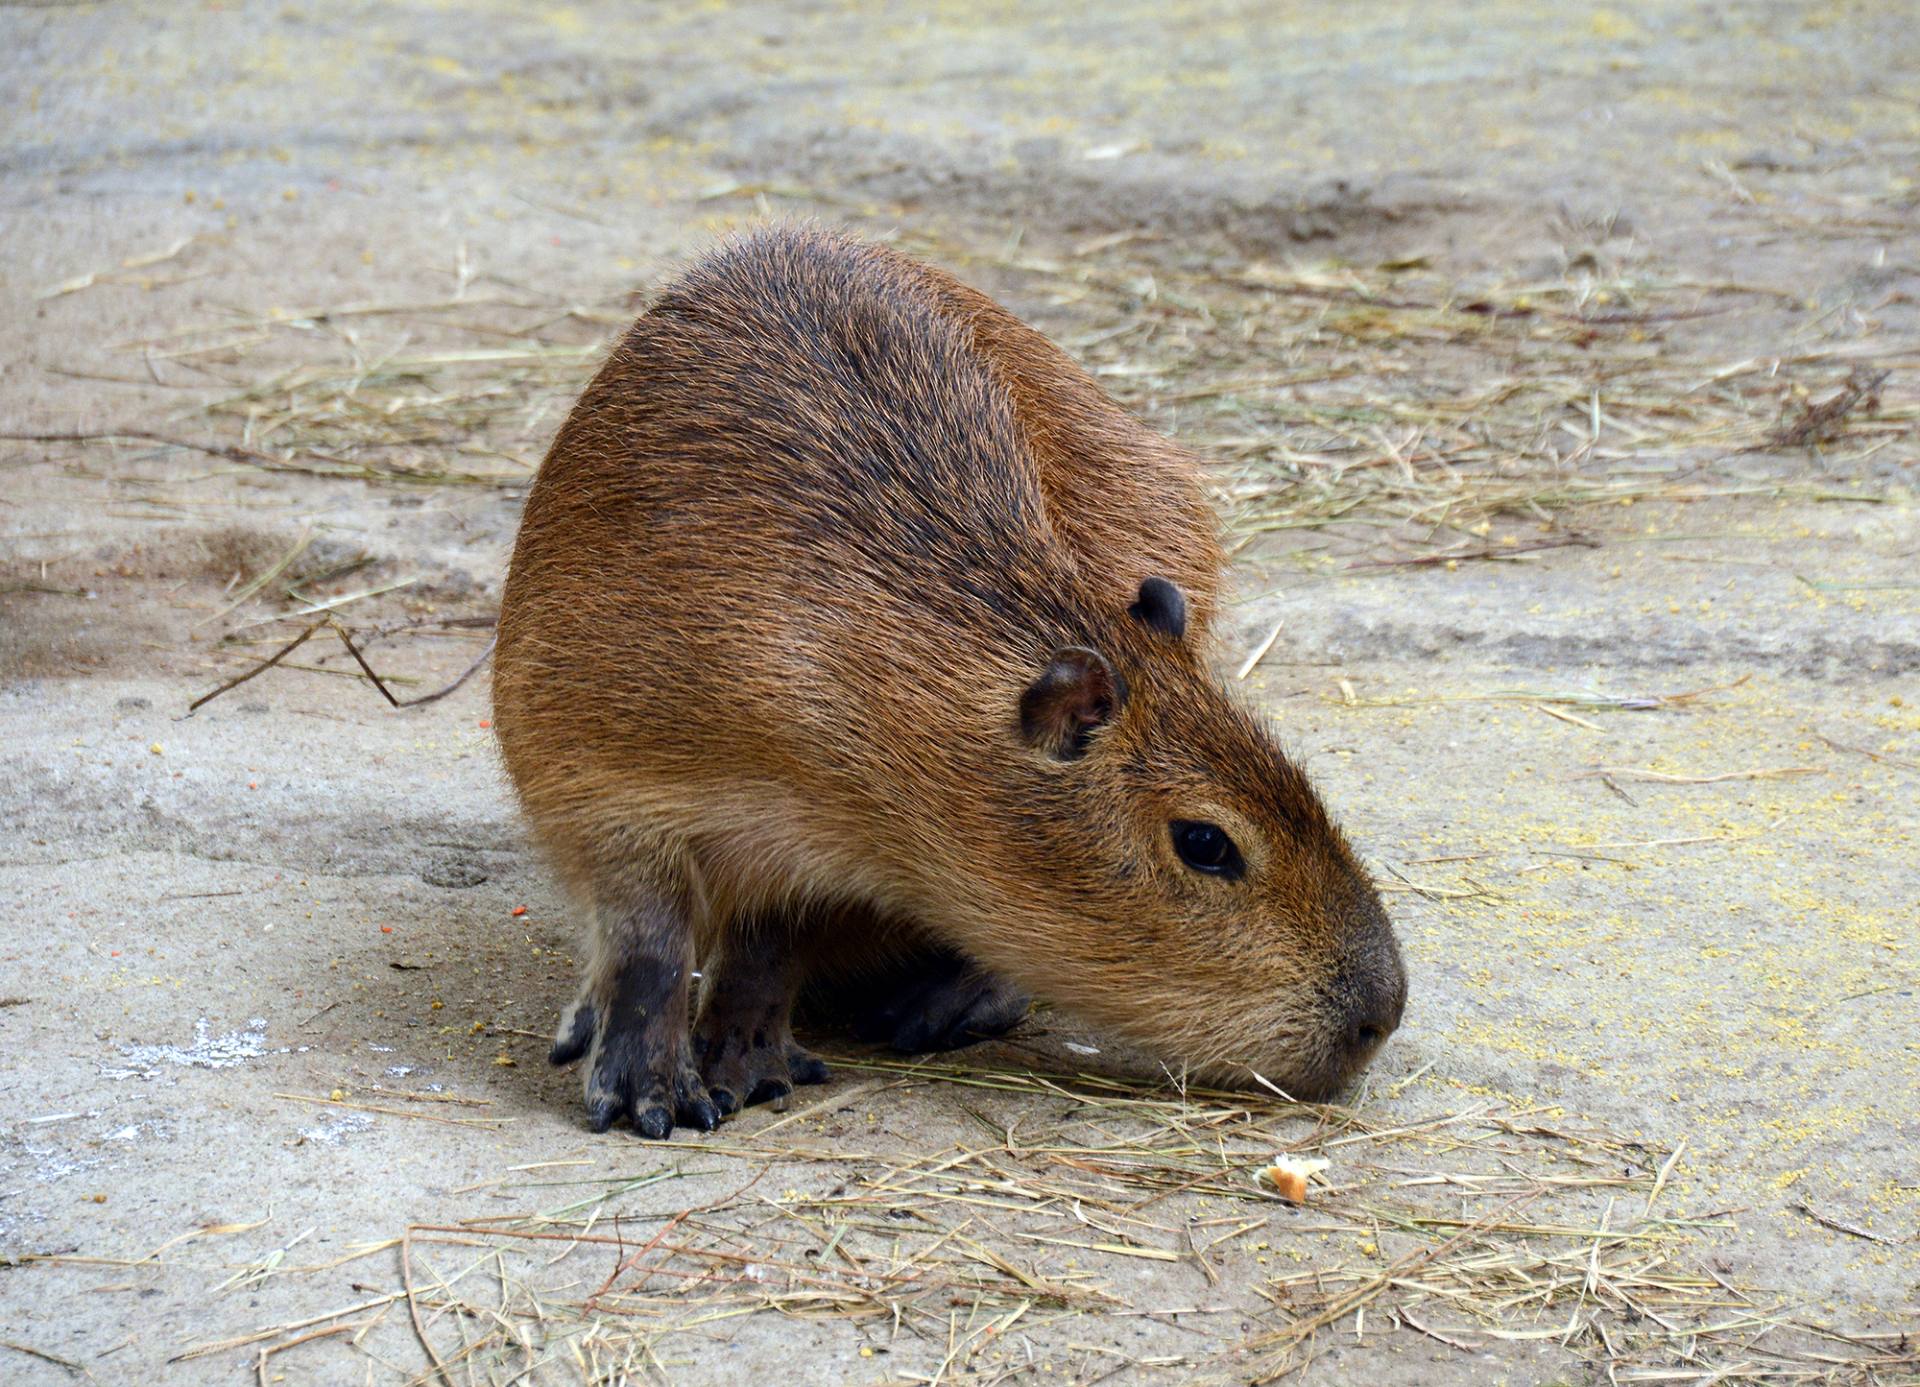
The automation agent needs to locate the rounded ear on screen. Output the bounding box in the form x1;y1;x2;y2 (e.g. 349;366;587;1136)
1019;646;1121;761
1128;576;1187;639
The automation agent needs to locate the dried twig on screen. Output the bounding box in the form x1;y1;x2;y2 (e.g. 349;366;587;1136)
1347;533;1600;569
1767;367;1890;448
185;619;327;713
187;619;494;714
1572;764;1823;785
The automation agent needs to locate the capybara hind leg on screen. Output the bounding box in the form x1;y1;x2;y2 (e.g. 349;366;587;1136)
548;880;719;1139
845;947;1031;1054
692;924;829;1116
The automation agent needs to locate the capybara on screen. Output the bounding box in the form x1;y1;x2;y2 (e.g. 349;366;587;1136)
493;225;1405;1137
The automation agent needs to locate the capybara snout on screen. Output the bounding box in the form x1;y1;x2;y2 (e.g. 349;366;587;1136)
1317;906;1408;1097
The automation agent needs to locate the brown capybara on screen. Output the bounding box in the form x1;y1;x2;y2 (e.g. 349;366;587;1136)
492;225;1405;1138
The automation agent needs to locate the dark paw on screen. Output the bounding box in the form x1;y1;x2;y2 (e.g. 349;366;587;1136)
693;1017;828;1115
558;999;714;1140
848;952;1030;1053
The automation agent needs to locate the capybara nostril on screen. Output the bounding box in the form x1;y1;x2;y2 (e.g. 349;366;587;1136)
1354;1000;1395;1047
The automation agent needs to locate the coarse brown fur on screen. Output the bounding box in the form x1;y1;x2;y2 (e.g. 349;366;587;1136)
492;224;1405;1137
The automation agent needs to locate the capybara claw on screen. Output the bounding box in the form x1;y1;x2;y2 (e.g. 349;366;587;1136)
746;1077;791;1107
633;1105;673;1140
550;1000;596;1066
786;1047;830;1087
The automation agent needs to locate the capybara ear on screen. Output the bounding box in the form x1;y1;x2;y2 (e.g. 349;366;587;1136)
1019;646;1121;760
1128;576;1187;639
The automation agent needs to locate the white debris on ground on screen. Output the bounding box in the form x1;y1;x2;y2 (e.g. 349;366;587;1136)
101;1018;281;1080
297;1114;374;1146
3;1139;104;1187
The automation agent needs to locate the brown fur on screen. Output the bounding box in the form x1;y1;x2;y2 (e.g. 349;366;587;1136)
493;225;1404;1135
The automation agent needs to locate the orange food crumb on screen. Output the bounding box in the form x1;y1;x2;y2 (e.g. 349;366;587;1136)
1256;1155;1330;1203
511;905;527;917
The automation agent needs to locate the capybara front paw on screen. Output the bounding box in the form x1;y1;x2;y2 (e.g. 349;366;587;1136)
584;1045;718;1138
693;1020;829;1116
553;997;716;1138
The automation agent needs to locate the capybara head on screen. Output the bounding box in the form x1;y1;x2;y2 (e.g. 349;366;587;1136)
974;575;1405;1100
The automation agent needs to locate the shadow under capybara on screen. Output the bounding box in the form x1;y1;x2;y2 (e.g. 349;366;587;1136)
492;224;1406;1137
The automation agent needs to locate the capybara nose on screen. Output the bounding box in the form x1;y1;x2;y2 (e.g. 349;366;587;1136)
1349;968;1406;1054
1338;935;1407;1061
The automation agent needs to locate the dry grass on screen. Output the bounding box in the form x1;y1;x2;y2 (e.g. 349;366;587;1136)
127;1052;1916;1385
12;215;1909;563
892;229;1912;565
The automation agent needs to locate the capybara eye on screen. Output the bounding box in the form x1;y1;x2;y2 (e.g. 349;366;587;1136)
1170;820;1244;879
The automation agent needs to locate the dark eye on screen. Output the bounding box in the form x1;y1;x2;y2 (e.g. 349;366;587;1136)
1171;820;1245;879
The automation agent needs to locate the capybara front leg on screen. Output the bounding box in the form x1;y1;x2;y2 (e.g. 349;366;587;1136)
548;880;719;1139
692;923;829;1117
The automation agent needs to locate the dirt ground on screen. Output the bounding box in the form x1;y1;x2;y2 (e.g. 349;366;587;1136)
2;3;1916;1384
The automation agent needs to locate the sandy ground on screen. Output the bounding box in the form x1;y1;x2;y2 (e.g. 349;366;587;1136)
2;3;1917;1384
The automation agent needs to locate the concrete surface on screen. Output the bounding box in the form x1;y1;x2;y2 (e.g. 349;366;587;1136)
2;3;1916;1384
